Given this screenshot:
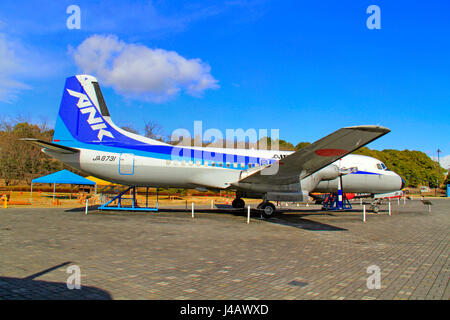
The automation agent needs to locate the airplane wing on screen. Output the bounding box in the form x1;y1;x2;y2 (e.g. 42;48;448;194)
20;138;79;154
238;125;390;185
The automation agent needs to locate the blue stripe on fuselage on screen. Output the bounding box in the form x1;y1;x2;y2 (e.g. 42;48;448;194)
351;171;381;175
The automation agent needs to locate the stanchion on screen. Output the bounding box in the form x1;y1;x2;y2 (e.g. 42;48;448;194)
211;199;214;209
389;202;391;216
247;205;250;224
192;202;194;218
363;205;366;222
85;199;89;215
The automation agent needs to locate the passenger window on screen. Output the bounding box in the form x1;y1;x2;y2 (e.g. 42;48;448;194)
226;163;230;167
233;163;238;168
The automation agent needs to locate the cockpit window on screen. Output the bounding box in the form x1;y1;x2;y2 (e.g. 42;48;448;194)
377;163;387;170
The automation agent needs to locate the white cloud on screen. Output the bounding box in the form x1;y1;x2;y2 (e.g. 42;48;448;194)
432;154;450;171
72;35;219;102
0;34;30;103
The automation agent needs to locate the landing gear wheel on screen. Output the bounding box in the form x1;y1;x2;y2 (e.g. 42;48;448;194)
260;202;276;219
232;198;245;209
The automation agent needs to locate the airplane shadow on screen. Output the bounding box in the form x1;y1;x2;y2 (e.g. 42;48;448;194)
0;262;112;300
65;205;101;212
262;214;348;231
214;207;347;231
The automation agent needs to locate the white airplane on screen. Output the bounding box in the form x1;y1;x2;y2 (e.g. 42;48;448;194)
23;75;404;218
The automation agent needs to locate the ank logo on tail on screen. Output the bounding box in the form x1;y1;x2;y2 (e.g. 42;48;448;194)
66;89;114;141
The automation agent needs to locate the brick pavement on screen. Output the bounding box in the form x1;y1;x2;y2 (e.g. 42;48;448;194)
0;198;448;300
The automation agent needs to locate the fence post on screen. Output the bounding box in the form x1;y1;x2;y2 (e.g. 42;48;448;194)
389;202;391;216
192;202;194;218
363;205;366;222
247;205;250;224
85;199;89;215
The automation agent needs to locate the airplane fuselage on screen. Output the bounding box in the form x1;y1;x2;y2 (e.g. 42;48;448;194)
45;146;403;200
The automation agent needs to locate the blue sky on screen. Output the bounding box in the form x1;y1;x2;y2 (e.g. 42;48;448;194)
0;0;449;166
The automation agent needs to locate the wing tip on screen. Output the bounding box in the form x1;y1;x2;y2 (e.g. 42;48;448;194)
344;125;390;133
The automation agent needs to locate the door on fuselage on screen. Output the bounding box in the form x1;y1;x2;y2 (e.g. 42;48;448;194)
119;153;135;175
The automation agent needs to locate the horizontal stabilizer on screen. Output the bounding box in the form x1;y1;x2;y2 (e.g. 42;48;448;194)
20;138;79;154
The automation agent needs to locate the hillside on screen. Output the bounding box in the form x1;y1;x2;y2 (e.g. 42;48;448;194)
0;121;446;188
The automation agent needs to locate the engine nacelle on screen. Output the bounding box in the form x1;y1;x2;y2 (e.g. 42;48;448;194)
300;165;340;192
315;165;340;181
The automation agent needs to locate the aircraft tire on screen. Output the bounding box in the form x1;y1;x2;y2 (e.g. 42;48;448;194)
260;202;276;219
232;198;245;209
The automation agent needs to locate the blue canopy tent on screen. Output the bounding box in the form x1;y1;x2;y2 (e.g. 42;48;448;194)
31;170;96;201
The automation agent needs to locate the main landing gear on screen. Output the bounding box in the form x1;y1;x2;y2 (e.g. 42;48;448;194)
232;197;277;219
232;198;245;209
257;201;276;219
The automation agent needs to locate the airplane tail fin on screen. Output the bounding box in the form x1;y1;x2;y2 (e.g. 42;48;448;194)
53;75;119;145
53;75;164;147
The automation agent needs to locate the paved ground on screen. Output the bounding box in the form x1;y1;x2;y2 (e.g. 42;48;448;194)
0;198;448;300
